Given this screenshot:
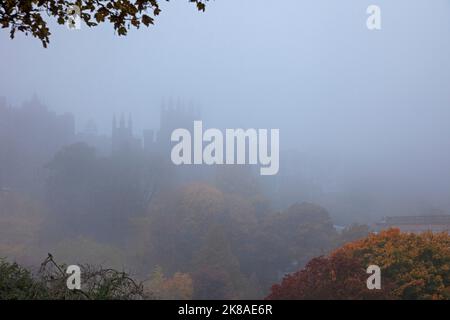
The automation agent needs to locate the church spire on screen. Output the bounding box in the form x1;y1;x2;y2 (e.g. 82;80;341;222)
128;114;133;133
120;113;125;128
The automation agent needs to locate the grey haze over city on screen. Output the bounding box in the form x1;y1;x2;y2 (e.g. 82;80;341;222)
2;0;450;300
1;1;450;225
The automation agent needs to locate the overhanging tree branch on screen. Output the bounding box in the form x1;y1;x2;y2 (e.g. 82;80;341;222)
0;0;209;47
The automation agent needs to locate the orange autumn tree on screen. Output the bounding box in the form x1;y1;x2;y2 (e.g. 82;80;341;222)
338;229;450;299
267;229;450;300
266;251;395;300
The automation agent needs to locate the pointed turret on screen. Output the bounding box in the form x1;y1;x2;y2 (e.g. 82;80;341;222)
128;113;133;133
119;113;125;128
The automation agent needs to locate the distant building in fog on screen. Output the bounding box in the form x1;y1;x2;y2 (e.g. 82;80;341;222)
111;113;141;155
0;95;75;193
157;99;201;149
375;215;450;233
143;99;201;154
75;119;111;156
113;99;201;156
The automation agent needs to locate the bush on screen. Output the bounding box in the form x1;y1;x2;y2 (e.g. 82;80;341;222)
0;254;150;300
0;259;47;299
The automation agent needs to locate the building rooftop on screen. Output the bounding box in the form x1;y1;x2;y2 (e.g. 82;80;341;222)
375;215;450;233
380;215;450;225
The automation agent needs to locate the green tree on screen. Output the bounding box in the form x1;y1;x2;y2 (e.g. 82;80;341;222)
249;202;338;289
0;254;149;300
0;259;47;299
191;227;255;299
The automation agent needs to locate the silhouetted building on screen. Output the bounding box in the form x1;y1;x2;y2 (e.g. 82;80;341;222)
155;99;201;152
0;95;75;193
75;119;111;156
111;113;141;155
375;215;450;233
110;99;201;158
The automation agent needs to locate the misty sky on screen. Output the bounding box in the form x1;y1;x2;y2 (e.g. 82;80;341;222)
1;0;450;204
1;0;449;128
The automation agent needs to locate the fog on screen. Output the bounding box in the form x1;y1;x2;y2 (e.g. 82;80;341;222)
1;0;450;299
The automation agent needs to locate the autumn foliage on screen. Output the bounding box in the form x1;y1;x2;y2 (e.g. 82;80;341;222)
267;229;450;300
0;0;209;47
266;252;394;300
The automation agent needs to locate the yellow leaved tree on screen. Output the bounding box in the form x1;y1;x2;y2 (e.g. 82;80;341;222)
336;229;450;299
